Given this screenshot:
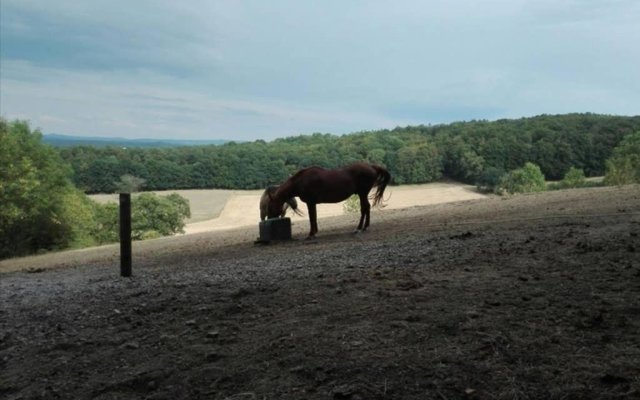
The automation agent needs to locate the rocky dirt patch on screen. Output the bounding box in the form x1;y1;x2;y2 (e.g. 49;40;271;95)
1;185;639;399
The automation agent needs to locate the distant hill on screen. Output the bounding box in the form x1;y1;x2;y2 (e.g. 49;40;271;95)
43;133;234;148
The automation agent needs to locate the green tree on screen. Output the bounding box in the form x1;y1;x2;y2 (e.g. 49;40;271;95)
439;136;485;182
0;119;81;258
498;162;546;194
391;143;442;184
366;148;386;165
604;131;640;185
93;202;119;244
131;193;191;239
558;167;587;189
57;189;102;248
476;167;506;193
115;174;146;193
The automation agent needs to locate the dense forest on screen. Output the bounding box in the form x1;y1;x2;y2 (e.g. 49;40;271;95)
43;133;230;148
58;113;640;193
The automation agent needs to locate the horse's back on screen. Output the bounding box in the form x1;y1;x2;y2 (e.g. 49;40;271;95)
290;163;382;203
344;163;383;186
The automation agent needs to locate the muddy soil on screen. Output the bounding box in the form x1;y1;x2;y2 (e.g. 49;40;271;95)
1;185;639;399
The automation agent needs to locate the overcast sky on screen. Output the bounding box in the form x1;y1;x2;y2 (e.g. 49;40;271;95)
1;1;639;141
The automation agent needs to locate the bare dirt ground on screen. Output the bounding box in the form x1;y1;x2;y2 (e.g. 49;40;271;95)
2;185;640;399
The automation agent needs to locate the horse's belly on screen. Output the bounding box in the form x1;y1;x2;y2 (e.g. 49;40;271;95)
301;192;351;204
299;174;356;204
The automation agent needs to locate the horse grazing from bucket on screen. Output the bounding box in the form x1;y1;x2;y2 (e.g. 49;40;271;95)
259;185;299;221
266;162;391;239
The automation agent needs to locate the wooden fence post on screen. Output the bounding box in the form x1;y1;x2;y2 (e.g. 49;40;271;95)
119;193;132;277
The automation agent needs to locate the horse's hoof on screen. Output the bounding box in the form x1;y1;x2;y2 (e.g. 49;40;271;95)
353;230;361;235
304;236;318;244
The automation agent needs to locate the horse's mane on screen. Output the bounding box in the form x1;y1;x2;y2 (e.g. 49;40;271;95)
277;167;319;197
271;172;307;217
289;166;320;181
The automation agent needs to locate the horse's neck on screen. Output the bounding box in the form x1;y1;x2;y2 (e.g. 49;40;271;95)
276;180;296;201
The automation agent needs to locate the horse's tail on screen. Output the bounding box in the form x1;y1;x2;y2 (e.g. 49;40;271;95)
371;165;391;207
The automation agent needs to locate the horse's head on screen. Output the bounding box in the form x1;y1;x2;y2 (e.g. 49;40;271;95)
266;189;302;219
266;190;286;219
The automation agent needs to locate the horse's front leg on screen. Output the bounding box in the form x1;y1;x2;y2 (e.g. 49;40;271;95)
306;202;318;239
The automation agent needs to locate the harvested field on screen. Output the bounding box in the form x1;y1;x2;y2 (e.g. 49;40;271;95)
90;189;238;224
1;185;639;399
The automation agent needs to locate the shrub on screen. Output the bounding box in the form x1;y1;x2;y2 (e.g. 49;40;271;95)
604;157;637;186
499;162;546;194
343;195;360;214
89;193;192;244
561;167;587;188
604;132;640;185
131;193;191;239
58;189;101;248
548;167;588;190
93;202;119;244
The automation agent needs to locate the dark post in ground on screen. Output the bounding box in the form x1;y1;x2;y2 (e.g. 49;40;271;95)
119;193;132;277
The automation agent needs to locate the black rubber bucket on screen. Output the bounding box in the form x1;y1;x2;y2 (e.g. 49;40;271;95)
257;217;292;242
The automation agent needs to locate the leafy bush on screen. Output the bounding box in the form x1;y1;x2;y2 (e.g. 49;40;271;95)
93;202;120;244
58;189;102;248
90;192;192;243
561;167;587;187
604;131;640;185
548;167;588;190
604;157;637;186
343;195;360;214
498;162;546;194
131;193;191;239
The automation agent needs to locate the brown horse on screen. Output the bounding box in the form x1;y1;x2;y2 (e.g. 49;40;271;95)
259;185;299;221
266;162;391;239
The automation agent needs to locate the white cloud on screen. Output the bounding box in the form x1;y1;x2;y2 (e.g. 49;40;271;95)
1;60;405;139
1;0;638;139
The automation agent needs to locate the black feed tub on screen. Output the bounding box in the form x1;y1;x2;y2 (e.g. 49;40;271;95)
257;217;292;243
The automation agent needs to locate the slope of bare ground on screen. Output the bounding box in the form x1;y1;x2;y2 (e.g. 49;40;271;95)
1;185;640;399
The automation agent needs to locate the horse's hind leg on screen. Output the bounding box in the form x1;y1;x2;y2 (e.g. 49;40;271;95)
356;194;371;232
307;202;318;239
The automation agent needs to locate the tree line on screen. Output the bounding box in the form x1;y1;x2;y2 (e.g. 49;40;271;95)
58;113;640;193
